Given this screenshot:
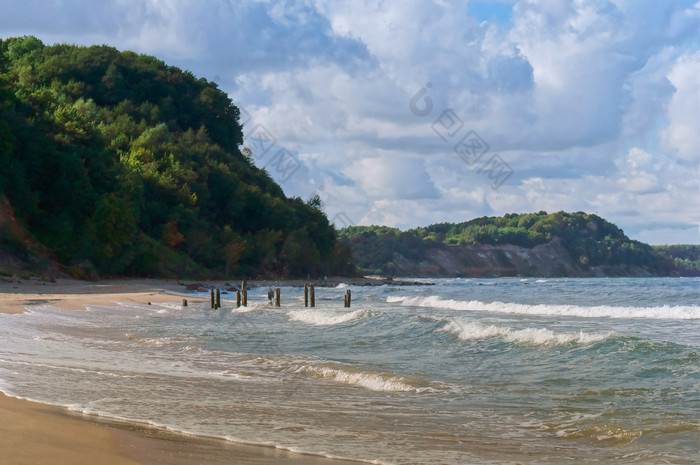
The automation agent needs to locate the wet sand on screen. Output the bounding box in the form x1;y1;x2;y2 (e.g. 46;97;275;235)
0;278;364;465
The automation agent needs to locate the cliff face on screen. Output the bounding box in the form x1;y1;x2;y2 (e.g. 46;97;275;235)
340;213;682;278
386;238;654;277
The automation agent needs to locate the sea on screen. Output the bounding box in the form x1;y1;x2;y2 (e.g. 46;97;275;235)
1;277;698;464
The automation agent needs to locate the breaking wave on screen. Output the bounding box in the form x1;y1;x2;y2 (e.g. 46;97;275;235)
441;319;614;346
287;308;370;326
388;296;700;320
290;363;437;393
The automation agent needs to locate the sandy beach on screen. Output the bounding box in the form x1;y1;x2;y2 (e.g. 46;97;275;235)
0;278;362;465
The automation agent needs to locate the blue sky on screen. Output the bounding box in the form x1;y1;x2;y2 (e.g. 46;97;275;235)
1;0;699;244
469;0;513;23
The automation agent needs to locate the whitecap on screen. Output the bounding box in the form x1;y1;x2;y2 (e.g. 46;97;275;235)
287;309;369;326
291;364;432;393
388;296;700;320
232;305;259;313
441;319;614;346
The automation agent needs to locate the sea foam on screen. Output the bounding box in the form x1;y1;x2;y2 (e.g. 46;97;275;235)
441;319;613;346
287;309;369;326
291;364;434;392
388;295;700;320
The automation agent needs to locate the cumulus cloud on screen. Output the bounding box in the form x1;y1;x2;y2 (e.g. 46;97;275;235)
1;0;699;243
348;154;440;200
616;148;662;194
660;51;700;164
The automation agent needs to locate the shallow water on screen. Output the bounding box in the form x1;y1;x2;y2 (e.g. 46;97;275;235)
1;278;699;464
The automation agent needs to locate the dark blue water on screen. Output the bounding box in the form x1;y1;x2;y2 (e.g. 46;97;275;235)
1;278;698;464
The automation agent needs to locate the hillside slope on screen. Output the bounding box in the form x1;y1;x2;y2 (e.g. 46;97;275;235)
0;36;352;279
340;212;694;277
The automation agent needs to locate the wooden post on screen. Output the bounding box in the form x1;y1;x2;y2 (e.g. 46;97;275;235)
275;288;281;307
182;299;188;307
210;288;215;309
242;280;247;293
344;293;348;307
267;289;274;305
215;288;221;309
304;283;309;307
236;290;241;308
310;283;315;308
346;289;351;308
242;289;248;307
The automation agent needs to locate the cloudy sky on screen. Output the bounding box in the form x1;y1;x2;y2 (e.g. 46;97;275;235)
2;0;699;244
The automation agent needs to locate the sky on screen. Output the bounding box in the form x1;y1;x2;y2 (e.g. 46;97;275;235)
1;0;699;244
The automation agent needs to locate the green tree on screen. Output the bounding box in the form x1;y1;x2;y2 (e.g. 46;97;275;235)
0;36;355;278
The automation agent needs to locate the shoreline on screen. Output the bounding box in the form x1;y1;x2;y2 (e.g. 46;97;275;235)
0;275;430;315
0;392;366;465
0;277;199;314
0;278;366;465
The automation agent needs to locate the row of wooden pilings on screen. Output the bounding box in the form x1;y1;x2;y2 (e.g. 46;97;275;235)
180;281;352;309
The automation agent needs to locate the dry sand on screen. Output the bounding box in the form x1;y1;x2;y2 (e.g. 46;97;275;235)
0;277;197;314
0;278;362;465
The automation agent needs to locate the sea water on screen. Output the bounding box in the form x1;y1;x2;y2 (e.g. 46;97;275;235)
0;278;698;464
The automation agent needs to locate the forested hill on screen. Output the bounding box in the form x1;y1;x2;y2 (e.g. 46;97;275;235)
339;212;698;277
0;36;353;279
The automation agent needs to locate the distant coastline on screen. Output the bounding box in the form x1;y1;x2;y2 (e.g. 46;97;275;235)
340;240;700;278
339;213;700;278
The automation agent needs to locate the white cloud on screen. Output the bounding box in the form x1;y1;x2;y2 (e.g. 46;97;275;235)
616;148;661;194
2;0;699;243
348;153;440;200
661;51;700;163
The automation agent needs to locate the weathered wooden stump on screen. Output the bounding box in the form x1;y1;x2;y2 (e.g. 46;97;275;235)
304;283;309;307
310;283;315;308
215;288;221;309
182;299;188;307
210;288;215;309
275;287;281;307
236;290;241;308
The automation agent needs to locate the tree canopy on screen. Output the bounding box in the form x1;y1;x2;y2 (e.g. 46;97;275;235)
0;36;353;278
339;211;691;276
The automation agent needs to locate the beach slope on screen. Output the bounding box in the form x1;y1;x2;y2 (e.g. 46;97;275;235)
0;279;360;465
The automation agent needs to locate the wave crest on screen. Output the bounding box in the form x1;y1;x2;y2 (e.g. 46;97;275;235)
388;296;700;320
441;319;613;346
291;364;435;392
287;309;369;326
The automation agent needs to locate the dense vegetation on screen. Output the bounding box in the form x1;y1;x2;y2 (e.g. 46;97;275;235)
340;211;693;276
654;245;700;274
0;36;353;278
